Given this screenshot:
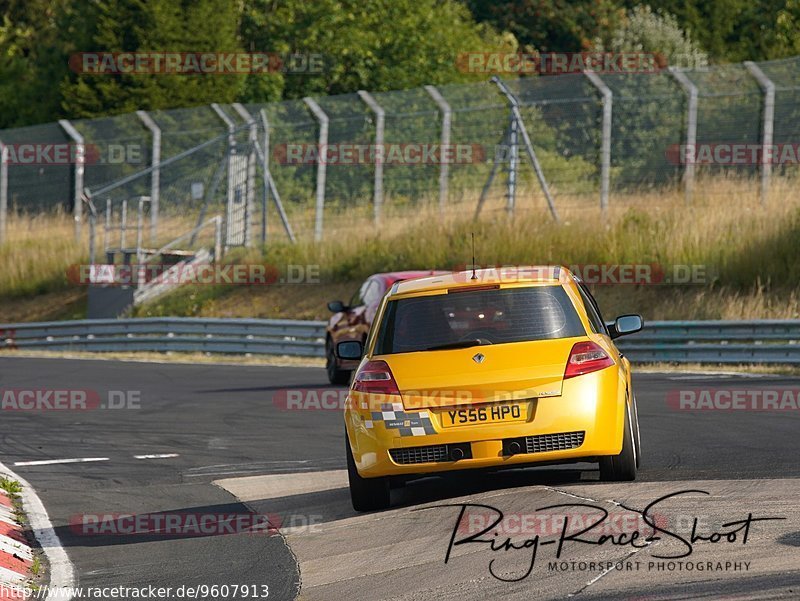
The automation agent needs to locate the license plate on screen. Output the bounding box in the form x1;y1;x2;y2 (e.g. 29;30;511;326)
440;403;526;427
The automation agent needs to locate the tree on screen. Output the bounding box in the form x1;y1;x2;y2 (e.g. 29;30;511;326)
238;0;514;101
774;0;800;57
60;0;245;118
465;0;623;53
0;0;72;128
594;5;709;69
626;0;800;62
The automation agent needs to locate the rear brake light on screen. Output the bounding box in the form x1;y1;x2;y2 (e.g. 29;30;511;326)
352;360;401;395
564;341;614;379
448;285;500;293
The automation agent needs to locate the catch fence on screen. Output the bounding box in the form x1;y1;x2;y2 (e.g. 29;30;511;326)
2;56;800;247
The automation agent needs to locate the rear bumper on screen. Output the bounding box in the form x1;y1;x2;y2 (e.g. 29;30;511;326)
344;367;627;478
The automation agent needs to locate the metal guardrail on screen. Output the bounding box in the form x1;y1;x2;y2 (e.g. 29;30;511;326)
0;318;799;364
614;320;800;364
0;317;327;358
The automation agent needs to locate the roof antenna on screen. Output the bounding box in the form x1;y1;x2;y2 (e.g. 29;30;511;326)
471;232;478;280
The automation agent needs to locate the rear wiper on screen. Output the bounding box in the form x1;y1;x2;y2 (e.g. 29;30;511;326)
426;338;492;351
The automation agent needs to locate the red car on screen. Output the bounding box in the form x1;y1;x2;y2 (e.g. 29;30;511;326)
326;270;447;384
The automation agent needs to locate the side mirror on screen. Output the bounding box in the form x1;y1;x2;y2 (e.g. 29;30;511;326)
337;340;364;360
327;300;347;313
610;314;643;339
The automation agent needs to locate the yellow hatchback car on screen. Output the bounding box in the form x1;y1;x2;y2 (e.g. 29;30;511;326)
337;266;643;511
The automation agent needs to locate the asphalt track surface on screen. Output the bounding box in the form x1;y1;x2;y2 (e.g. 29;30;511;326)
0;356;798;600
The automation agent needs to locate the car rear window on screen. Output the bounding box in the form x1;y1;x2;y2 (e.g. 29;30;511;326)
374;285;585;355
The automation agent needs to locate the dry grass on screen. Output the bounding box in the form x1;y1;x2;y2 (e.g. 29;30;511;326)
135;280;800;322
0;209;219;321
3;174;800;323
263;172;800;283
0;208;85;298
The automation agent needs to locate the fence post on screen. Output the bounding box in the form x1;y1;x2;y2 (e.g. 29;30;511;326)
304;97;329;242
584;72;612;213
58;119;85;239
357;91;385;225
136;196;149;263
86;192;97;265
506;111;519;216
249;109;296;244
745;61;775;205
490;77;559;222
136;110;161;240
233;103;258;248
424;85;452;216
104;198;111;257
668;67;698;205
214;215;223;262
0;140;7;245
258;109;270;245
211;103;240;248
120;199;128;252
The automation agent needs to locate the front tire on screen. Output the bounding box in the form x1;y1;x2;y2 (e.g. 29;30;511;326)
346;432;390;511
326;339;351;385
599;404;637;481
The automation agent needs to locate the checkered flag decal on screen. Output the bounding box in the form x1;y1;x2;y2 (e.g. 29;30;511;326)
368;403;436;436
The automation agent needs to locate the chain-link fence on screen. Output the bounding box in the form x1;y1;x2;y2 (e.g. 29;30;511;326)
2;55;800;248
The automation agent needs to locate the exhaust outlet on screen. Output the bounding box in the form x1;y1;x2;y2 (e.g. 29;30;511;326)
507;441;522;455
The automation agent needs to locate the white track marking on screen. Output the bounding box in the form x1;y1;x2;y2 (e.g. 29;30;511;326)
0;460;76;601
638;369;771;378
188;460;316;471
667;373;771;380
187;466;330;478
133;454;179;460
13;458;109;466
568;542;656;597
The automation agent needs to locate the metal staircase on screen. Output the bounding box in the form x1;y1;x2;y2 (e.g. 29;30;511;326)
84;195;223;318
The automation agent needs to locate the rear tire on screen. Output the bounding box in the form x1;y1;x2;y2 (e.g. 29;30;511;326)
326;340;351;385
346;432;390;511
599;404;637;481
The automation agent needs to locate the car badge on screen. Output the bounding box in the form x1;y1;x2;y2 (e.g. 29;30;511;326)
472;353;485;364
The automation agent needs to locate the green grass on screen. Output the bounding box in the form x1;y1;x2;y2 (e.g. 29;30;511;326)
0;477;22;496
30;555;42;577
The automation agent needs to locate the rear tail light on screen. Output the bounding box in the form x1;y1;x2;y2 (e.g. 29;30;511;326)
564;341;614;379
352;360;401;395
